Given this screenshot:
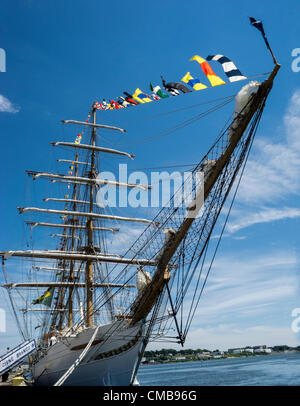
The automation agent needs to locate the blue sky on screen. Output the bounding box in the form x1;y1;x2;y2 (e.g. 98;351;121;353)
1;0;300;353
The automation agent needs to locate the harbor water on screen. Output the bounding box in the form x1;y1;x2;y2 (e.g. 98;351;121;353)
137;353;300;386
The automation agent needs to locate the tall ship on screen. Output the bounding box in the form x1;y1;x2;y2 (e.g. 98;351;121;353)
0;21;280;386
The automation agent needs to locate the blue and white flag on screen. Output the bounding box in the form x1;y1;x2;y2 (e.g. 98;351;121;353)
206;55;246;83
249;17;277;64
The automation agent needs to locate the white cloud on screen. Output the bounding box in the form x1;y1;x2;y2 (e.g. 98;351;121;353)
227;207;300;233
181;324;299;351
107;223;150;255
198;279;296;317
148;249;300;350
173;250;298;338
147;323;299;351
237;90;300;204
0;94;20;113
220;89;300;235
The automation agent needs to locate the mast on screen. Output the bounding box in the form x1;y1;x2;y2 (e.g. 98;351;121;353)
56;226;69;331
68;154;79;327
85;108;96;327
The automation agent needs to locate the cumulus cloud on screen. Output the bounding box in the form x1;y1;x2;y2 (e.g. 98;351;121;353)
227;207;300;233
187;251;298;316
181;324;299;351
0;94;20;113
237;89;300;204
146;250;299;351
222;89;300;234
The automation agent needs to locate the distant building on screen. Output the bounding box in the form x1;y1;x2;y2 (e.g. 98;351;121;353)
228;345;271;354
175;356;186;361
210;350;224;358
228;348;246;354
254;347;271;353
253;345;267;351
197;353;210;360
202;351;211;356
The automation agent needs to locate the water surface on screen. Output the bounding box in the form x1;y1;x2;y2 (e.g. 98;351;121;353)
137;353;300;386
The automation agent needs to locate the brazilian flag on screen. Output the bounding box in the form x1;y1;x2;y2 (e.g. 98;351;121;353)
32;288;54;307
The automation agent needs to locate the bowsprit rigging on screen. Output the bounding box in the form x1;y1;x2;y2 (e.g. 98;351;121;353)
0;18;280;386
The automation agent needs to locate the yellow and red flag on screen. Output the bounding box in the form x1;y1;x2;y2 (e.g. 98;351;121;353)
190;55;225;87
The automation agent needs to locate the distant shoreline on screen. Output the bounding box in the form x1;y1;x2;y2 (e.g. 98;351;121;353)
142;348;300;365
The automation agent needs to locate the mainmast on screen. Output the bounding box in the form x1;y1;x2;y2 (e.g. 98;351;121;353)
85;108;97;327
68;153;79;327
53;223;68;331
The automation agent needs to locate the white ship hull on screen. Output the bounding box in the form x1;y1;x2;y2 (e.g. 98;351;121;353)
32;321;144;386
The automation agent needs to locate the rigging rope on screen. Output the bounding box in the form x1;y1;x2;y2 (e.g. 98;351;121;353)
108;95;236;128
14;74;272;355
181;97;267;340
53;325;100;386
100;97;235;148
109;72;269;130
1;260;26;341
